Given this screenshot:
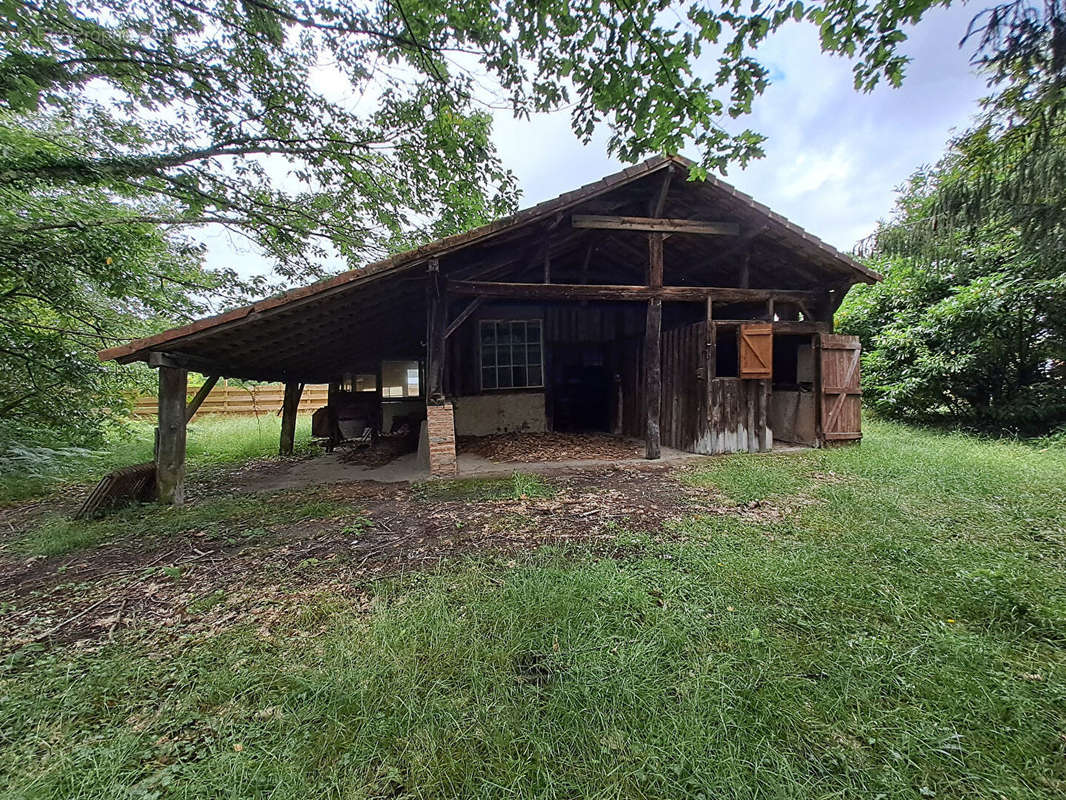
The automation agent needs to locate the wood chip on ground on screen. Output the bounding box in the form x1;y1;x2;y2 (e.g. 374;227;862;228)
458;433;643;463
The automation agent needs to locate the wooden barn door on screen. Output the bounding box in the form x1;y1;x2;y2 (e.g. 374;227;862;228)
660;321;708;452
818;334;862;443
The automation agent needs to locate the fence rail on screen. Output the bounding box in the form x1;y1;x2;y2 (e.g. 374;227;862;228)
133;382;330;418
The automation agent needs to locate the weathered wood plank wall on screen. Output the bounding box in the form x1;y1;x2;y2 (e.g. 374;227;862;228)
703;378;772;453
619;336;646;439
660;322;706;452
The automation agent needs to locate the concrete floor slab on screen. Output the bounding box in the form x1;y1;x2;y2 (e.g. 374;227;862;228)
239;436;810;494
244;441;708;492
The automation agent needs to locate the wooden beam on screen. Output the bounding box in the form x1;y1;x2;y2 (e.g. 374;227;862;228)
156;366;187;506
649;167;674;217
279;381;304;456
185;375;219;423
572;215;739;236
580;243;593;285
444;296;483;339
705;225;767;269
449;280;820;305
148;350;228;377
709;320;828;334
645;297;662;460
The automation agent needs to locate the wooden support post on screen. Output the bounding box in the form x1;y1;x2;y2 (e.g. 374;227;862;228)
644;229;665;459
813;333;824;447
611;309;623;434
739;251;751;289
746;379;757;453
706;297;719;452
827;287;847;330
759;379;771;452
645;297;662;460
325;382;340;452
813;291;836;330
648;232;664;287
426;259;446;402
156;365;187;505
279;381;304;456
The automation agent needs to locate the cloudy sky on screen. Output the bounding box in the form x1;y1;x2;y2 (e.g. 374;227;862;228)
199;5;989;278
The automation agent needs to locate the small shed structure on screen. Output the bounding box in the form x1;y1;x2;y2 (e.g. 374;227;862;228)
101;155;879;503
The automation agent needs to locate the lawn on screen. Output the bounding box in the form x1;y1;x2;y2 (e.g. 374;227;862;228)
1;420;1064;798
0;415;314;505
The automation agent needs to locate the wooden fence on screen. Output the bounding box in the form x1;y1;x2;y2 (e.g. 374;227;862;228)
133;382;330;418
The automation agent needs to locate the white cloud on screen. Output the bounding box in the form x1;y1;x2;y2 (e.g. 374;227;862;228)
775;146;855;199
493;5;987;252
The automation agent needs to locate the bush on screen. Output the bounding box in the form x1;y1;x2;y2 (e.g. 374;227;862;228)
839;263;1066;435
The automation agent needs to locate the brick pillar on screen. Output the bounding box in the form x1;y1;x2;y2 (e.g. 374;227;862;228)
426;402;457;477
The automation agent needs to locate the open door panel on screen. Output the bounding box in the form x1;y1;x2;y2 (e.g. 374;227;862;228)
819;334;862;443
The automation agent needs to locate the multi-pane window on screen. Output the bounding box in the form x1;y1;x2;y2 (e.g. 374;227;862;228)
480;320;543;390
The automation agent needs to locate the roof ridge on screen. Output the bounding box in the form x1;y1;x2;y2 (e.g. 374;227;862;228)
99;153;878;364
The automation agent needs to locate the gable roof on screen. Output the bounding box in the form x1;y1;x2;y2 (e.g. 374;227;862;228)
100;154;880;376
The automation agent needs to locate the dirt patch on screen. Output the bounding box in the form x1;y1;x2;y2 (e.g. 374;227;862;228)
0;463;807;653
0;492;80;533
186;456;318;498
338;434;418;468
458;432;644;462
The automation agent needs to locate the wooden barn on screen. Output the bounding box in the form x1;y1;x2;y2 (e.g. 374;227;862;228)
100;155;879;504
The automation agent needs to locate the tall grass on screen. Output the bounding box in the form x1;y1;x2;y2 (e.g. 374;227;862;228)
0;415;314;505
1;419;1064;797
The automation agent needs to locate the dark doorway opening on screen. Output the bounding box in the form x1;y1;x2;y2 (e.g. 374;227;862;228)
550;343;611;432
769;333;817;445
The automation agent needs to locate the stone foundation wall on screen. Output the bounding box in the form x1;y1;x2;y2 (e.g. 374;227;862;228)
452;392;546;436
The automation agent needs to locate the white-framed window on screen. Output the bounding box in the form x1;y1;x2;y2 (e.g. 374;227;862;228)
381;360;421;398
480;320;544;390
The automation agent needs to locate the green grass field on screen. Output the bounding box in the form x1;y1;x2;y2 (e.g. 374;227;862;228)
1;420;1064;798
0;415;314;504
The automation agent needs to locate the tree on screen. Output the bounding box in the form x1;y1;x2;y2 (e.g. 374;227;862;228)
840;147;1066;433
3;0;1050;278
933;1;1066;269
841;1;1066;433
0;118;235;445
1;0;1060;443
